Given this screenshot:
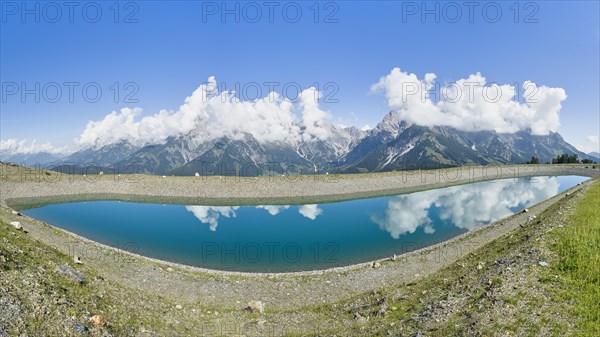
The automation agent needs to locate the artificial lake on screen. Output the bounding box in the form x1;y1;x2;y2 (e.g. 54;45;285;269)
22;175;588;272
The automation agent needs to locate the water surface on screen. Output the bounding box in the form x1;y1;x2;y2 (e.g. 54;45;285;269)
22;175;588;272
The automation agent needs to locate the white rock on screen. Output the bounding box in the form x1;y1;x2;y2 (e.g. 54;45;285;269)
11;210;18;215
194;172;200;177
74;255;83;264
247;300;264;314
9;221;22;230
175;304;182;310
99;171;104;175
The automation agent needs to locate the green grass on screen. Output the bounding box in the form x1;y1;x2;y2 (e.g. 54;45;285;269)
551;181;600;336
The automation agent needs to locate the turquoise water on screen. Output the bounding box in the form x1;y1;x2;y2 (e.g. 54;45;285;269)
22;175;588;272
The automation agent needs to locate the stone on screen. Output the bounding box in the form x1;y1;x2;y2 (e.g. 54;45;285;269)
74;255;83;264
371;261;381;269
9;221;22;230
175;304;182;310
73;322;89;334
247;300;265;314
194;172;200;177
89;315;106;327
523;208;529;213
538;261;549;267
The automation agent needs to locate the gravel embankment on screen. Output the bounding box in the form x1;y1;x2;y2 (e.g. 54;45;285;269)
2;164;597;208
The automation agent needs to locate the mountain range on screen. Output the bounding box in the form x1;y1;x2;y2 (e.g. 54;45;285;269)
588;152;600;161
2;111;596;175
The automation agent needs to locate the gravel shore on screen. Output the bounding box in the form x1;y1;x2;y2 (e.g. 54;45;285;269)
2;164;597;208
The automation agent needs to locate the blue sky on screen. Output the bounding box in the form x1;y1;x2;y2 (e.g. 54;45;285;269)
1;1;599;153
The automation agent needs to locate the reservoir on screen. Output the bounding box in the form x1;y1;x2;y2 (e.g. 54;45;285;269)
21;175;588;272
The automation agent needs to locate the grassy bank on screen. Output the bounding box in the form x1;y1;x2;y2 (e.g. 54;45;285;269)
550;181;599;336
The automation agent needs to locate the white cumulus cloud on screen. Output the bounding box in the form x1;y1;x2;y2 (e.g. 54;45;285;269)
0;138;67;155
371;68;567;135
75;77;332;148
16;70;570;151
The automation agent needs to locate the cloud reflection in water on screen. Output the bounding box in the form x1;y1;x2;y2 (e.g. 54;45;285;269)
371;177;560;239
186;204;325;231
